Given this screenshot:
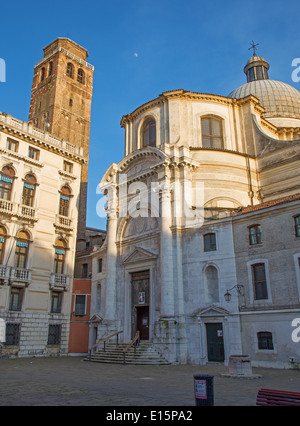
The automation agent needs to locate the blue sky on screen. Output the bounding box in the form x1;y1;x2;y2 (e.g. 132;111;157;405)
1;0;300;230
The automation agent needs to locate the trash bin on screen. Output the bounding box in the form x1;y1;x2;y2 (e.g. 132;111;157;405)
194;374;214;406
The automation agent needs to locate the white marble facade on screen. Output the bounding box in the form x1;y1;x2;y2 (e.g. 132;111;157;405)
91;55;300;367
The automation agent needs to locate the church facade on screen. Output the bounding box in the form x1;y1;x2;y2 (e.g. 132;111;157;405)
91;54;300;368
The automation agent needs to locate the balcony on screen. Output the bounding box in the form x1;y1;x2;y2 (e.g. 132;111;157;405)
18;204;37;222
50;273;70;291
0;199;37;222
0;265;11;284
10;267;32;286
0;199;16;216
54;215;73;232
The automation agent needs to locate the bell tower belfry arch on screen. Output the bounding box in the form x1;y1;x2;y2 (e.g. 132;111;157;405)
28;38;94;243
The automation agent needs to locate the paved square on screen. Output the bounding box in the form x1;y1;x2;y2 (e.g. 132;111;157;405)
0;357;299;406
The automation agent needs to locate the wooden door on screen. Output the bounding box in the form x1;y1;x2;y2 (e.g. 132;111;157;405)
206;323;225;362
137;306;149;340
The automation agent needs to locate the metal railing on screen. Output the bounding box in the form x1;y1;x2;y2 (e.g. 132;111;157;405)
88;331;123;360
123;331;140;365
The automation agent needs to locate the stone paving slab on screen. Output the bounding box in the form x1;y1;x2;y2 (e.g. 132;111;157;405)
0;357;300;406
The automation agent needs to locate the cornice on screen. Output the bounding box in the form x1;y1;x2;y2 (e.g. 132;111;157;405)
0;115;88;164
120;89;236;127
0;147;44;167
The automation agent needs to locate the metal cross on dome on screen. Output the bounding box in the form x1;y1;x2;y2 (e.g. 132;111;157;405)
249;40;259;55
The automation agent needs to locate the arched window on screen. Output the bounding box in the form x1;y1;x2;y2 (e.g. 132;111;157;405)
14;231;29;269
59;186;71;217
201;116;224;149
77;68;85;84
0;166;15;201
22;174;37;207
0;226;7;265
66;62;74;79
204;265;220;304
54;239;67;275
141;118;156;148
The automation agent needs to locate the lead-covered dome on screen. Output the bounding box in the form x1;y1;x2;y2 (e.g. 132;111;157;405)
228;54;300;122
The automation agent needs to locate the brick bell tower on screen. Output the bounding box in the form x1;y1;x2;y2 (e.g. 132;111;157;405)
29;38;94;246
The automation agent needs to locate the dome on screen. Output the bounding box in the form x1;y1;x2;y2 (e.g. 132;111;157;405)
228;53;300;121
228;79;300;120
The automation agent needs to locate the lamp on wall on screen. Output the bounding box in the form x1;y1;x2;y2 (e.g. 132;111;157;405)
224;284;244;302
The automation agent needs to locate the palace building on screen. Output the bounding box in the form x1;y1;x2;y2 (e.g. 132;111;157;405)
91;53;300;368
0;38;94;357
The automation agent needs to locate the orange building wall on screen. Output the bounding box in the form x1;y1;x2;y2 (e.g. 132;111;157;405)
68;279;91;355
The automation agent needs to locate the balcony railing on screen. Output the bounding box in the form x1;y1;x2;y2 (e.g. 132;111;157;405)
0;199;37;221
0;265;11;284
0;113;84;157
19;204;37;220
50;273;70;291
10;267;32;285
0;199;16;215
55;215;73;230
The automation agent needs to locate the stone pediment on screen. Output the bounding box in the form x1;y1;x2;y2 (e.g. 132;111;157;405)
89;314;103;324
122;247;157;265
193;305;229;317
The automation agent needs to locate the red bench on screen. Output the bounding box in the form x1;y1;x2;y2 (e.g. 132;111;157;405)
256;388;300;406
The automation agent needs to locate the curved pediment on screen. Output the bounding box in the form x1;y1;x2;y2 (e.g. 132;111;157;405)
121;215;159;240
118;146;167;174
99;147;168;192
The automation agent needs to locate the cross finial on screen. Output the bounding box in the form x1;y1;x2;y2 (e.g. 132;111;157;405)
249;40;259;56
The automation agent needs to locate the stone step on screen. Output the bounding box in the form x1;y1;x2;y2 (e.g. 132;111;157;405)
85;342;170;365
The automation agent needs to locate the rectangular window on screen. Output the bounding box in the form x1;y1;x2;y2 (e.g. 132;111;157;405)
9;287;24;311
28;146;40;161
257;332;274;350
249;225;262;245
204;233;216;252
63;161;73;174
51;292;63;314
252;263;268;300
14;242;28;269
5;323;21;346
74;295;86;316
98;258;103;273
48;324;61;345
201;117;224;149
6;138;19;152
295;216;300;238
48;62;53;77
82;263;88;278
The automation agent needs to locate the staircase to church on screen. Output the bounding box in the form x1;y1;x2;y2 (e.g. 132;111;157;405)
85;341;170;365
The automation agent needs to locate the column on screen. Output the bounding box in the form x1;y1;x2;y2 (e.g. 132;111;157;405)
104;180;118;321
160;170;174;318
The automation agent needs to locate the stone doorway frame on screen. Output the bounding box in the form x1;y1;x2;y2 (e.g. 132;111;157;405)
121;247;157;342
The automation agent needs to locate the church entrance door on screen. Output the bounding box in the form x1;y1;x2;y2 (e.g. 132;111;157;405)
137;306;149;340
206;323;225;362
131;270;150;340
